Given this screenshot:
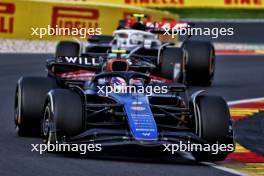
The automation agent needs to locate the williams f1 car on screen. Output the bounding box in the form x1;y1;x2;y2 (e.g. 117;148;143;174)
15;56;234;162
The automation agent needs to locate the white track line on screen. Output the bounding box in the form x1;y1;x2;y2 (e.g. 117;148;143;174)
180;152;247;175
228;97;264;105
202;162;249;176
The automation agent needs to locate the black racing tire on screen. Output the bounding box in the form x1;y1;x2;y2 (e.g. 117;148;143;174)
197;96;230;141
42;89;83;144
15;77;57;137
160;47;184;81
55;41;80;57
192;96;233;162
182;41;215;86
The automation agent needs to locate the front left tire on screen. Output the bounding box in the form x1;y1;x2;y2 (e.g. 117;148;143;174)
56;41;80;57
15;77;57;137
42;89;84;144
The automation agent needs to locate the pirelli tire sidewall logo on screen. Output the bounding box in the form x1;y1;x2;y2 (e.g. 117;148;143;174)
0;2;15;34
51;6;100;31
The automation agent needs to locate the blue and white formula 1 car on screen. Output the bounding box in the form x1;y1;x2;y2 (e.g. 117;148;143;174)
15;56;234;162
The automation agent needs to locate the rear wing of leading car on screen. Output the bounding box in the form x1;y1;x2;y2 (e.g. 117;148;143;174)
124;19;189;31
118;14;194;38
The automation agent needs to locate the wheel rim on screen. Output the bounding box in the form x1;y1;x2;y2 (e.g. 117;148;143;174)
42;105;51;144
209;48;215;78
15;87;21;127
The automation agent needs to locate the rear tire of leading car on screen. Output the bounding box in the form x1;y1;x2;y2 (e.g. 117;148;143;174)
182;41;215;86
55;41;81;57
192;96;234;162
42;89;84;144
15;77;57;137
160;47;184;81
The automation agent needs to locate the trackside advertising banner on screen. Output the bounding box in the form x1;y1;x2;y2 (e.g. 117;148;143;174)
61;0;264;9
0;0;177;40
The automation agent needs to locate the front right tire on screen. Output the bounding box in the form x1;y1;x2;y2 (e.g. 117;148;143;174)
192;95;234;162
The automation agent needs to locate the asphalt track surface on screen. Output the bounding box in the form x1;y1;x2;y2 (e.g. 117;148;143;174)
0;53;264;176
179;21;264;43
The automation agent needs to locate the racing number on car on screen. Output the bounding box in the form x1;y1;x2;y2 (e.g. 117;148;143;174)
0;2;15;34
52;6;99;30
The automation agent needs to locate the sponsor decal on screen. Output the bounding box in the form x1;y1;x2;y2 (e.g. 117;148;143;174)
124;0;184;5
131;106;145;111
0;2;15;34
57;56;100;66
58;70;95;81
225;0;262;5
142;132;151;136
132;101;143;105
52;6;99;31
